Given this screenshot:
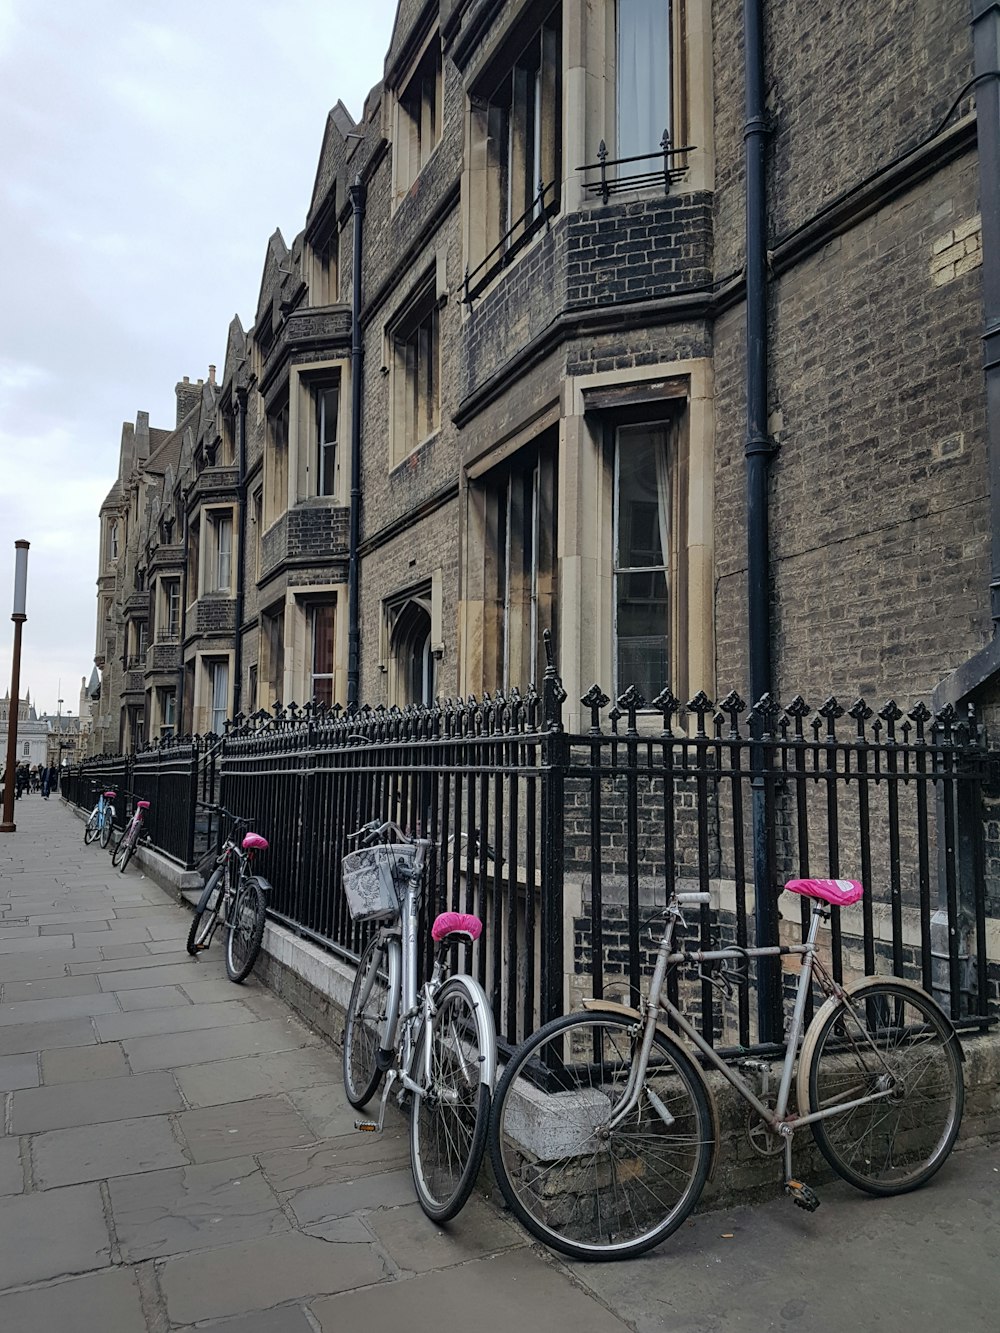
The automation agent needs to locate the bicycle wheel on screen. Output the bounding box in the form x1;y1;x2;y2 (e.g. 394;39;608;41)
99;812;113;849
800;978;964;1196
490;1010;713;1260
343;934;392;1108
186;865;226;955
83;810;99;845
409;976;493;1223
118;826;138;873
110;827;129;867
225;875;267;983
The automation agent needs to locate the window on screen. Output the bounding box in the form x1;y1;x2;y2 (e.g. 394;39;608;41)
390;281;439;462
248;663;258;713
475;430;558;691
467;6;561;292
388;597;435;707
207;511;233;593
617;0;673;161
160;516;174;545
208;659;229;735
265;401;289;526
22;741;29;757
187;518;200;602
251;487;263;578
160;689;176;739
261;606;285;708
316;384;339;497
396;37;443;197
310;205;339;305
109;520;120;562
309;603;336;707
164;580;181;638
614;423;671;700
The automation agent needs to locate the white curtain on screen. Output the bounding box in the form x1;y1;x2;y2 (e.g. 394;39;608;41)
617;0;672;162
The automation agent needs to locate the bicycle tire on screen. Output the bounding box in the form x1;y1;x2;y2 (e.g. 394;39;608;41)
186;865;226;955
490;1010;713;1261
110;828;129;867
118;828;138;873
409;975;493;1223
343;934;392;1108
99;811;113;849
225;875;267;983
83;810;99;845
800;977;964;1196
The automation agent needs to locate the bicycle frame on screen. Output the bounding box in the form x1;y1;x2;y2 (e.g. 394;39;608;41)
609;902;899;1141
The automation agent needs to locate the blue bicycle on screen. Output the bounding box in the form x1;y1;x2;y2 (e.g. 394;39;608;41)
83;787;117;850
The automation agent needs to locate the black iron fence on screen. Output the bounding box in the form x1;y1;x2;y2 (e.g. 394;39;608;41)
63;645;995;1054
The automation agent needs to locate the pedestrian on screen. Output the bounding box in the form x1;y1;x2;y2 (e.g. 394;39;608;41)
41;766;50;799
48;764;59;796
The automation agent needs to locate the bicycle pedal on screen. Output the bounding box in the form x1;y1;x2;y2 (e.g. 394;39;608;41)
354;1120;381;1133
785;1179;821;1212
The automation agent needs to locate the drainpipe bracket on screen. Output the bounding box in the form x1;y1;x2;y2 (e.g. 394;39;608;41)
745;434;777;459
982;322;1000;374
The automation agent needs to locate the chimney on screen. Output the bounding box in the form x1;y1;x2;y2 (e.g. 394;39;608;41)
175;376;200;427
208;364;216;385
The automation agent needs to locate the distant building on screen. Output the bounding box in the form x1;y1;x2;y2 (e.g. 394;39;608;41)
0;692;49;769
37;676;94;767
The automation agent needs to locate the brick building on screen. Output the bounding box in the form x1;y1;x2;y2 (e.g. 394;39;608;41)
94;0;1000;751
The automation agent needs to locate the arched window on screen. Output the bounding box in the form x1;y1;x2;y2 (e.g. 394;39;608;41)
389;598;435;707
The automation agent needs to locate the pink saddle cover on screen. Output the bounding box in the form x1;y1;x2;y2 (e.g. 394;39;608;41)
104;791;117;799
136;800;151;810
432;911;483;942
785;878;864;906
242;832;269;851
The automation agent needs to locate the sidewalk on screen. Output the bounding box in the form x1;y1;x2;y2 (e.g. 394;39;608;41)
0;796;997;1332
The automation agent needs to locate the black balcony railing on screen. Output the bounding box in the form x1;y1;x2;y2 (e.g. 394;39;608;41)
462;179;560;304
578;130;694;205
62;642;996;1055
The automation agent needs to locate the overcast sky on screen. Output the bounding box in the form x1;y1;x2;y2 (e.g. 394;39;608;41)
0;0;397;720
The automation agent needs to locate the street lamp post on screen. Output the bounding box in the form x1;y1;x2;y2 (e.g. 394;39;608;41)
1;540;30;833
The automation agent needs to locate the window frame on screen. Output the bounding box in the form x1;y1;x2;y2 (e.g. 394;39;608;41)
389;279;440;465
308;601;337;708
394;32;444;202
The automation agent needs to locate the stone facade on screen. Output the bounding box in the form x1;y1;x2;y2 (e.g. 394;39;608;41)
93;0;997;769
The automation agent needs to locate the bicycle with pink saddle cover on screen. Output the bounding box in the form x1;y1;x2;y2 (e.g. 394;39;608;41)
489;876;965;1261
341;819;497;1223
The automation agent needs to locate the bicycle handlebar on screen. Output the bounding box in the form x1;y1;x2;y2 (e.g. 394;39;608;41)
198;801;253;826
347;818;432;847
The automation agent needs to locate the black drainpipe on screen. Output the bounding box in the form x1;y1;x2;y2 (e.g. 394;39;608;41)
744;0;781;1042
973;2;1000;631
177;495;190;734
347;175;367;714
232;386;248;718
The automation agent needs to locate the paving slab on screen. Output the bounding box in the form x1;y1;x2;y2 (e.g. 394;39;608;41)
100;941;154;959
39;920;109;934
40;1041;130;1083
364;1197;522;1273
108;1154;290;1261
0;934;74;954
0;1016;97;1057
258;1131;410;1195
31;1113;188;1188
116;983;192;1010
285;1082;369;1139
26;911;115;925
0;991;122;1027
0;1183;111;1289
11;1070;183;1132
175;1306;317;1333
173;1048;338;1108
0;955;72;983
0;1052;39;1090
69;951;193;976
1;972;102;1003
177;1096;317;1162
124;1017;320;1072
94;999;257;1041
310;1249;631;1333
0;1267;147;1333
288;1167;418;1227
94;961;220;989
0;1138;24;1196
159;1230;386;1325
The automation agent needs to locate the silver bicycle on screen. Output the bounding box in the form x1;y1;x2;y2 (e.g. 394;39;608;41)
341;819;497;1222
489;877;965;1260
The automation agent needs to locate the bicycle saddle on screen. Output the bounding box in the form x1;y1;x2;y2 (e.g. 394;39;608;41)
103;790;117;799
242;832;269;851
431;911;483;944
784;878;864;906
136;800;151;810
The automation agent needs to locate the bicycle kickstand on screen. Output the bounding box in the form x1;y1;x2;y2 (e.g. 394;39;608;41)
355;1069;396;1135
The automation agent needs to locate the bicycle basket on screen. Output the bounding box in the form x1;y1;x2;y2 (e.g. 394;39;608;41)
341;843;415;922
